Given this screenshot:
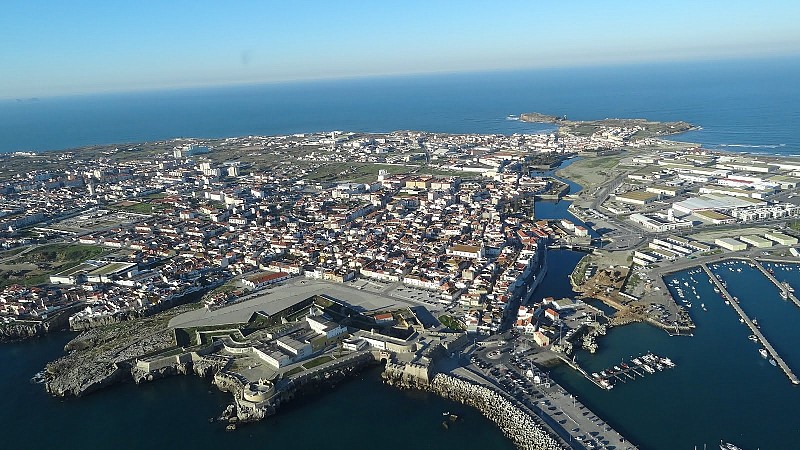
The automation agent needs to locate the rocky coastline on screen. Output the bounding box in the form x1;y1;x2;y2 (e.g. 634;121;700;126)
42;306;190;397
0;305;82;343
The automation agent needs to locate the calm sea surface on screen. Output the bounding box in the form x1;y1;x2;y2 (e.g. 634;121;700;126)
0;333;514;450
2;56;800;449
0;56;798;154
550;263;800;450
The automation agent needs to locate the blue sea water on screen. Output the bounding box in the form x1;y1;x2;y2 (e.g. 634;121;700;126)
0;333;514;450
2;55;800;449
550;265;800;450
1;55;799;154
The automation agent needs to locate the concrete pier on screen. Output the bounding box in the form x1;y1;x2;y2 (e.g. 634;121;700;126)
748;258;800;307
701;264;800;385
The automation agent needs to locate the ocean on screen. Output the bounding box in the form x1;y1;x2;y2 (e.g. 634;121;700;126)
0;332;514;450
0;55;799;155
2;55;800;449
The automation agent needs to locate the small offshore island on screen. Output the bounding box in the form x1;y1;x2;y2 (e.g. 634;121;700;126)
2;113;800;450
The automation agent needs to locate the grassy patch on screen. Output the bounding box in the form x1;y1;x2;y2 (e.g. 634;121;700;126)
19;243;108;264
12;273;48;287
579;156;621;169
790;221;800;231
0;246;28;258
570;255;591;286
438;314;465;331
302;355;334;369
0;243;111;288
285;366;305;376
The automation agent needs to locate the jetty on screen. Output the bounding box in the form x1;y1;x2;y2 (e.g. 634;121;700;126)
563;353;675;390
748;258;800;307
701;264;800;385
557;354;610;390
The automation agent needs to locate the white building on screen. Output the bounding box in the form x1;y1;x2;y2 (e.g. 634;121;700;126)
446;244;485;260
629;213;693;232
739;235;773;248
276;336;312;359
306;316;347;339
764;232;799;246
715;238;748;251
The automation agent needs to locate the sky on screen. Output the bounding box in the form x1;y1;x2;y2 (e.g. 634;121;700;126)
2;0;800;99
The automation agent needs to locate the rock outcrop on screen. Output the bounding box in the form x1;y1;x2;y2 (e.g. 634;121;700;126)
0;308;78;343
43;308;183;397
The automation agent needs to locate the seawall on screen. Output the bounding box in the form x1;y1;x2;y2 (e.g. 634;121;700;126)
382;361;565;450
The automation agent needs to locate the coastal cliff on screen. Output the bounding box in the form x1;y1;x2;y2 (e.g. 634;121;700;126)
0;308;77;343
43;306;190;397
0;322;53;342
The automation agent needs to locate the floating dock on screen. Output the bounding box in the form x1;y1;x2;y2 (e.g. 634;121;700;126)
589;353;676;390
563;353;676;390
701;263;800;385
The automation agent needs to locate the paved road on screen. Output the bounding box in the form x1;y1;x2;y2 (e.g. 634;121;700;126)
461;340;636;449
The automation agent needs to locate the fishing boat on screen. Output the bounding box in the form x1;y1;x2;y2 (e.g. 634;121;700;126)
759;348;768;358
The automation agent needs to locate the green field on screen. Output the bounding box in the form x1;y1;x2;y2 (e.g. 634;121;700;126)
302;355;334;369
110;201;154;214
21;243;108;264
0;243;110;288
284;366;305;376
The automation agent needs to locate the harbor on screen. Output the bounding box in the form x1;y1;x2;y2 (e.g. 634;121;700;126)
701;263;800;385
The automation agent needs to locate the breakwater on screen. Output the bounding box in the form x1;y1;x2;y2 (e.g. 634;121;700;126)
382;361;566;450
426;373;565;450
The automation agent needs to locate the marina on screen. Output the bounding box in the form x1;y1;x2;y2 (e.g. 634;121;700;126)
587;353;676;390
701;263;800;385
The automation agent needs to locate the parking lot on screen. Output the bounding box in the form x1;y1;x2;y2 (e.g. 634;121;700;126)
465;337;634;449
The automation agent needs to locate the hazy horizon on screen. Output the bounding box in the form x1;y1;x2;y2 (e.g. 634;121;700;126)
3;52;800;102
3;0;800;99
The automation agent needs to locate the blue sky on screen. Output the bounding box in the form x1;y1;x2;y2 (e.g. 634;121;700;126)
2;0;799;98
